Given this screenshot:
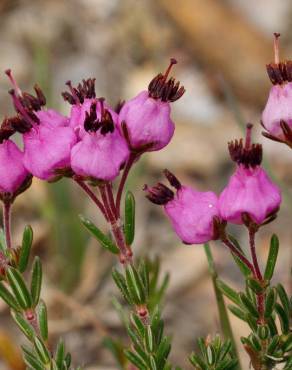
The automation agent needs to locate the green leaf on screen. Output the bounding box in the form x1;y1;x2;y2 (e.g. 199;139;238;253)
264;234;279;281
112;269;133;305
23;351;45;370
124;191;135;245
0;282;20;311
144;325;154;353
55;338;65;368
267;336;280;354
11;310;35;340
206;345;215;365
156;336;171;368
125;265;146;305
247;278;266;294
149;355;157;370
34;336;50;364
216;280;241;305
139;261;150;298
257;325;269;340
124;349;147;370
79;215;119;254
31;257;42;307
18;225;33;273
239;293;259;319
131;313;145;339
38;300;48;341
6;267;32;309
276;283;290;315
275;303;289;334
264;288;277;318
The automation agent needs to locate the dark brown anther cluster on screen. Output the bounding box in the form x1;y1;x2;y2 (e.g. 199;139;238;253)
228;139;262;168
148;58;185;102
0;116;32;143
62;78;96;105
84;100;115;135
163;169;181;190
266;61;292;85
266;33;292;85
144;183;174;205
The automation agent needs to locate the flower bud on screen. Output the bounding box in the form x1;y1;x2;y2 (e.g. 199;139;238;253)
71;100;129;181
0;139;29;194
118;59;185;152
262;33;292;147
145;170;219;244
219;124;281;225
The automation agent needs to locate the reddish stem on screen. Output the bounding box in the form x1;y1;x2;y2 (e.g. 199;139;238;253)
248;228;265;320
3;201;12;250
115;153;137;217
74;177;108;221
99;185;116;224
105;183;118;220
221;238;255;275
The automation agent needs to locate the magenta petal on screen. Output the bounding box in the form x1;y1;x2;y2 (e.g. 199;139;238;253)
164;186;219;244
36;109;69;127
23;124;77;180
0;140;28;193
71;129;130;181
118;91;175;151
262;83;292;138
219;166;281;224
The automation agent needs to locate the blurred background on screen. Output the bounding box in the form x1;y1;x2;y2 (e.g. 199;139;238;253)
0;0;291;369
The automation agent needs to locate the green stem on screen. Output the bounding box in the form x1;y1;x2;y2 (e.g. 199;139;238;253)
204;243;242;370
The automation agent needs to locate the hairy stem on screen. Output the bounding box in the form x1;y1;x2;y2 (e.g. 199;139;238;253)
3;201;12;250
221;238;255;275
74;177;108;221
248;228;265;321
115;153;137;217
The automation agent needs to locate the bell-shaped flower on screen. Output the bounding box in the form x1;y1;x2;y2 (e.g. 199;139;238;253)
145;170;219;244
219;124;281;225
0;139;29;194
118;59;185;153
262;33;292;147
71;100;129;181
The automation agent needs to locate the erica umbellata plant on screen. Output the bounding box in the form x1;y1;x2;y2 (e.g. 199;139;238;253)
0;34;290;370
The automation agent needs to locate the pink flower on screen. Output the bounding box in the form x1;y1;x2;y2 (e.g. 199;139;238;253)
145;170;219;244
262;33;292;147
0;140;29;193
71;100;129;181
118;59;185;152
219;124;281;225
23;123;77;180
5;70;77;180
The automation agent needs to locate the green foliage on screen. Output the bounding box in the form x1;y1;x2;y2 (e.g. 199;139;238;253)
189;335;238;370
124;190;135;245
79;214;120;254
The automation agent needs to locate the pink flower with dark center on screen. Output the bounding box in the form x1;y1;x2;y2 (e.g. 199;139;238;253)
5;70;77;180
219;124;281;225
0;139;29;194
71;99;129;181
118;59;185;153
145;170;219;244
262;33;292;147
62;79;118;139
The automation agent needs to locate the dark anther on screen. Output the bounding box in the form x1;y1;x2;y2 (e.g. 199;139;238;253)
266;61;292;85
148;58;185;102
62;78;96;105
144;183;174;205
228;139;262;168
163;169;181;190
0;115;32;143
114;100;125;114
84;100;115;135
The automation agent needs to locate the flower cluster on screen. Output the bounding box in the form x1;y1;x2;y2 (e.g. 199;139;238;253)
0;59;185;201
145;124;282;244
